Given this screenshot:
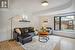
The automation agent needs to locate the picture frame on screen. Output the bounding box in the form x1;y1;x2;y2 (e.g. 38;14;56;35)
0;0;9;8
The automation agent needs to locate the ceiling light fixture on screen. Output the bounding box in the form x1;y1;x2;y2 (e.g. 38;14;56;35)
41;1;48;6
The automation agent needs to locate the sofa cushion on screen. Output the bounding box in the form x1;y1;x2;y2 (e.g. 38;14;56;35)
28;27;34;32
19;28;29;37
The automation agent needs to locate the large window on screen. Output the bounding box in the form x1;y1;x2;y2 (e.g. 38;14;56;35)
54;16;75;30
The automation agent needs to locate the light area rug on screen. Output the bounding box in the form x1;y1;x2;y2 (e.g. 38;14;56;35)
21;36;62;50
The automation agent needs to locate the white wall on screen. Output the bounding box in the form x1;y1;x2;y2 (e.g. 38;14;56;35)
39;16;54;29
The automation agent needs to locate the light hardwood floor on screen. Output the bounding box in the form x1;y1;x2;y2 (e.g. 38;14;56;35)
0;40;25;50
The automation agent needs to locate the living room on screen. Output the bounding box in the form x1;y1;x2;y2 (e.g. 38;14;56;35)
0;0;75;50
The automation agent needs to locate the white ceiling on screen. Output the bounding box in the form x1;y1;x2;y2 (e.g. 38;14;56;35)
10;0;71;13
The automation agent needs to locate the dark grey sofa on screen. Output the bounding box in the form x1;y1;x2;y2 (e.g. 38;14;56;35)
13;27;35;45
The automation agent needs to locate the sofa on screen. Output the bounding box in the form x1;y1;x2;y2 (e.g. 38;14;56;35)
13;27;35;44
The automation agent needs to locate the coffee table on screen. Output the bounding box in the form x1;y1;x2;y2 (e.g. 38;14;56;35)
38;32;49;43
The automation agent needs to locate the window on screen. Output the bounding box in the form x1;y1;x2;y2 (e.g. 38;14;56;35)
54;16;75;30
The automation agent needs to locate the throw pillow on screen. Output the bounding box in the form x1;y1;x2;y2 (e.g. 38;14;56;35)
15;28;21;35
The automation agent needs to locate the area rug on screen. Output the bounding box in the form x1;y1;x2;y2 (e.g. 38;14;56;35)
21;36;61;50
0;41;24;50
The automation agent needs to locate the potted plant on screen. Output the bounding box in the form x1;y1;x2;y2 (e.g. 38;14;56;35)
41;26;47;32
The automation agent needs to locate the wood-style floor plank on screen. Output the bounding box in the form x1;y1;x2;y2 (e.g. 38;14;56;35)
0;41;25;50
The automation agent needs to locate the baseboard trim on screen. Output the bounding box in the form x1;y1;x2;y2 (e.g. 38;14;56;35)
9;39;15;41
53;34;75;39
